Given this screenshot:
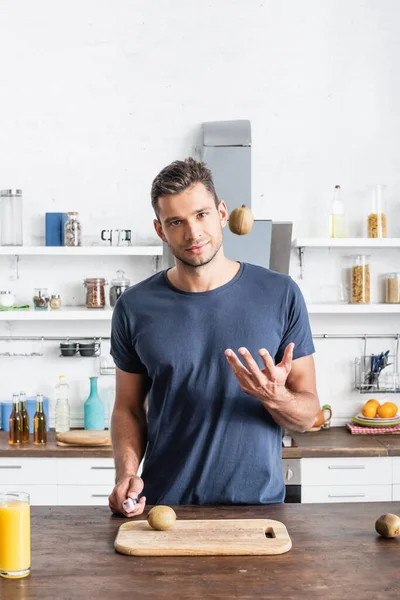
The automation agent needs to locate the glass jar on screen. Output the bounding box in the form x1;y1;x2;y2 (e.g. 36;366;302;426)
329;185;346;238
0;189;23;246
33;288;50;310
0;291;15;308
50;294;62;309
385;273;400;304
109;270;130;307
83;278;106;308
367;184;387;238
351;255;370;304
64;212;82;247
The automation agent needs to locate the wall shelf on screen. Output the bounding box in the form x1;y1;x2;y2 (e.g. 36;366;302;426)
0;245;163;256
293;238;400;249
0;308;114;321
307;303;400;314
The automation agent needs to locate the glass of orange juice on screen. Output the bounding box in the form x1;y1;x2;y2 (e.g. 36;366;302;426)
0;491;31;579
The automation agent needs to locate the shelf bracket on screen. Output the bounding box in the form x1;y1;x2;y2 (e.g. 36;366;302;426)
298;247;305;279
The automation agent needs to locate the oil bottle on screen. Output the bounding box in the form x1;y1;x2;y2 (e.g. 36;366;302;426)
33;393;47;445
19;391;30;443
9;393;22;445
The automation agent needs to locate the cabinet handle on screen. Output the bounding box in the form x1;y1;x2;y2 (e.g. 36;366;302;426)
91;494;109;498
90;467;115;470
328;493;366;498
328;465;366;470
0;465;22;469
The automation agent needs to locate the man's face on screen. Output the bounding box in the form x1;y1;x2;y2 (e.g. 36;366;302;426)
153;183;228;268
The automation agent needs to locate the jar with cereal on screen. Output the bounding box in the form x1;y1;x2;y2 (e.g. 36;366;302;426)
351;255;370;304
367;184;387;238
83;278;106;309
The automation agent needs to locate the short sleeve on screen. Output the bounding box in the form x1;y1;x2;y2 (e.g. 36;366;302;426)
110;298;147;374
275;278;315;364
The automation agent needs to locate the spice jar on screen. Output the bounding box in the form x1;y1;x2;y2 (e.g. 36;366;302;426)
50;294;62;309
0;290;15;307
351;255;370;304
385;273;400;304
109;270;130;307
33;288;50;310
64;212;82;246
367;184;387;238
84;278;106;308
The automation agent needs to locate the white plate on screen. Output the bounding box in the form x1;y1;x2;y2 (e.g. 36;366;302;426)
356;412;400;422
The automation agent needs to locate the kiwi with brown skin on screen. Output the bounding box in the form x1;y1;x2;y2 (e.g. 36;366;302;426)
147;506;177;531
375;513;400;538
228;205;254;235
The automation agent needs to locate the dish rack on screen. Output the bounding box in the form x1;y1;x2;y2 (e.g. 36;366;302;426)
354;337;400;393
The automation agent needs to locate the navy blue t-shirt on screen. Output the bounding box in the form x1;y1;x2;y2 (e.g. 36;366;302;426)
110;262;314;505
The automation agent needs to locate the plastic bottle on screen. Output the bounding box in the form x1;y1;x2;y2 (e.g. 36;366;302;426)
55;376;71;433
9;393;22;445
329;185;346;238
33;394;47;445
19;391;30;443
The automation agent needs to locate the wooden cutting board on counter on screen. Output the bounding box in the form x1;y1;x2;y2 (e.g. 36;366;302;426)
114;519;292;556
56;430;111;447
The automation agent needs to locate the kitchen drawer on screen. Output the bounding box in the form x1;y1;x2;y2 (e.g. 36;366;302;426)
0;484;58;506
57;458;115;485
302;457;392;486
393;484;400;501
392;458;400;484
0;457;57;485
302;484;392;503
58;485;111;506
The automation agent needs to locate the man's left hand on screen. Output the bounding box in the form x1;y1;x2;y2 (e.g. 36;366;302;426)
224;343;295;405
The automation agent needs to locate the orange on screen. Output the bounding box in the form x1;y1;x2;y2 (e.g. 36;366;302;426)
362;402;378;418
366;399;380;410
377;402;398;419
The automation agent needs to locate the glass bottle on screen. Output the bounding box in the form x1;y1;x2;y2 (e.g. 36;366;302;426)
84;376;105;430
8;394;22;445
55;376;71;433
351;255;370;304
19;392;30;444
33;394;47;445
367;184;387;238
329;185;346;238
0;189;23;246
64;212;82;247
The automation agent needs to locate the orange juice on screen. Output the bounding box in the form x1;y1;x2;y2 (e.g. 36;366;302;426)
0;493;30;578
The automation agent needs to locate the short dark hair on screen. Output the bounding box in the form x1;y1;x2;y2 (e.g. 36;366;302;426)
151;157;219;218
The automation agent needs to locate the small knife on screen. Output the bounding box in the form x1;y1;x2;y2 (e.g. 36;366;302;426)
122;497;138;512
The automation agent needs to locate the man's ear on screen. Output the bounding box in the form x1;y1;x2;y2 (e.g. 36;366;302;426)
218;200;229;227
153;219;167;243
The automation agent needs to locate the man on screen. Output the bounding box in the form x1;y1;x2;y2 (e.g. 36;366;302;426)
108;157;319;517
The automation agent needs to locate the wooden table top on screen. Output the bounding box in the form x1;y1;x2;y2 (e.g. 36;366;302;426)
1;503;400;600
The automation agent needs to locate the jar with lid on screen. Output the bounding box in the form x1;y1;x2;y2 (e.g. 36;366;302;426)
84;278;106;308
0;291;15;308
329;185;346;238
50;294;62;309
0;189;23;246
385;273;400;304
367;184;387;238
109;270;130;307
351;255;370;304
64;212;82;247
33;288;50;310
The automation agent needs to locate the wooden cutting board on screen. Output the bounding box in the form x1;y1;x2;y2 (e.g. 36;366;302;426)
114;518;292;556
56;430;111;446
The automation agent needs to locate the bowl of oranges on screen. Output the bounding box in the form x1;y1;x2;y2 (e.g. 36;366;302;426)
352;399;400;427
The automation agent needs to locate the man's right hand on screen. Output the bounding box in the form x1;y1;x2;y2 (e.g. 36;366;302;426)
108;475;146;517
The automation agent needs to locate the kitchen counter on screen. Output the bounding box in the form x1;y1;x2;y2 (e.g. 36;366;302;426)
1;503;400;600
2;427;400;458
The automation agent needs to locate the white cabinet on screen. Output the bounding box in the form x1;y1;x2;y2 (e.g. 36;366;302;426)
0;484;58;506
57;485;112;505
302;457;393;503
57;458;116;486
0;457;57;485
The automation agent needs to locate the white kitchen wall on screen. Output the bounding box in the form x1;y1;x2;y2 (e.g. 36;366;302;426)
0;0;399;426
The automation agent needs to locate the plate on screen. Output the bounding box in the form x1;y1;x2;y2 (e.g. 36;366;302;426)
351;416;400;428
355;412;400;422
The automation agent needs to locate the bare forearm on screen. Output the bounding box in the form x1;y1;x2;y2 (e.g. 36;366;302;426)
264;388;319;432
111;407;147;481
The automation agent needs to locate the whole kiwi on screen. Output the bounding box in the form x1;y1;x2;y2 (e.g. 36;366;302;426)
228;205;254;235
147;506;177;531
375;513;400;538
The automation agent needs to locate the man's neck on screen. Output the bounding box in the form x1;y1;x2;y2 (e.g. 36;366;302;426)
167;254;241;293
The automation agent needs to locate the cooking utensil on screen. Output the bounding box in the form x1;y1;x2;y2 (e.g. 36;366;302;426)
115;519;292;556
55;430;111;446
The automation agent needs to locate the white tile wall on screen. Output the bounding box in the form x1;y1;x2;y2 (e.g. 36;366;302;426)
0;0;399;426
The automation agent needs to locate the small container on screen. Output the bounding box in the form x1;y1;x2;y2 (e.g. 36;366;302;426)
84;278;106;308
367;184;387;238
351;255;370;304
78;341;99;357
50;294;62;309
109;270;130;307
321;404;332;429
0;291;15;307
385;273;400;304
60;342;78;357
64;211;82;247
33;288;50;310
0;189;23;246
329;185;346;238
